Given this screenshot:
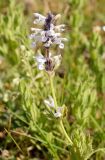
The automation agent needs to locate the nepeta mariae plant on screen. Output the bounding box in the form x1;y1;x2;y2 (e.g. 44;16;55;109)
29;12;72;145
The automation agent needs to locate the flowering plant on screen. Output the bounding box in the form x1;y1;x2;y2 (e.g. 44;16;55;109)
29;12;73;146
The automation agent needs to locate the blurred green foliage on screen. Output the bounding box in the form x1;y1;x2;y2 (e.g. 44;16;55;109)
0;0;105;159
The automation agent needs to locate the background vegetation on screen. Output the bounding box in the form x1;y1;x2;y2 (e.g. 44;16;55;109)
0;0;105;159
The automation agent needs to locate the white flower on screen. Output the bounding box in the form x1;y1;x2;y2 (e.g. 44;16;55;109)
31;28;42;33
102;26;105;31
53;54;61;69
44;96;55;107
29;29;61;48
40;30;66;49
53;37;67;49
33;13;46;24
50;23;55;30
41;31;48;42
61;38;68;42
29;13;67;49
59;43;64;49
31;42;36;48
35;52;61;71
35;53;46;70
29;33;42;41
54;107;63;118
44;96;63;118
29;33;42;47
55;24;65;32
41;36;47;42
45;30;55;36
44;39;52;47
29;33;36;39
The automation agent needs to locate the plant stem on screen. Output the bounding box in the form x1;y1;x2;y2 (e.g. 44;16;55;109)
49;74;73;146
60;120;73;146
49;74;57;108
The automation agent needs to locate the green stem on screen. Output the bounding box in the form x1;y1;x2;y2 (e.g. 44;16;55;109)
49;75;57;108
60;120;73;146
49;74;73;146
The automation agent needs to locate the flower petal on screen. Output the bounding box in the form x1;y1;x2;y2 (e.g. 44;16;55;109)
35;53;46;63
53;54;61;69
31;28;42;33
31;42;36;48
41;36;47;42
38;64;45;70
33;13;46;19
44;40;52;47
54;112;62;118
59;43;64;49
44;96;55;108
54;107;63;118
29;34;35;39
55;24;65;32
33;13;46;24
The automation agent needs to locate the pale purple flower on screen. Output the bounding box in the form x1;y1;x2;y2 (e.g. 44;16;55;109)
55;24;65;32
44;96;63;118
31;42;36;48
33;13;46;24
44;96;55;107
54;107;63;118
29;33;36;39
35;52;61;71
35;53;46;70
53;54;61;69
31;28;42;33
29;13;67;49
44;39;52;47
53;37;67;48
